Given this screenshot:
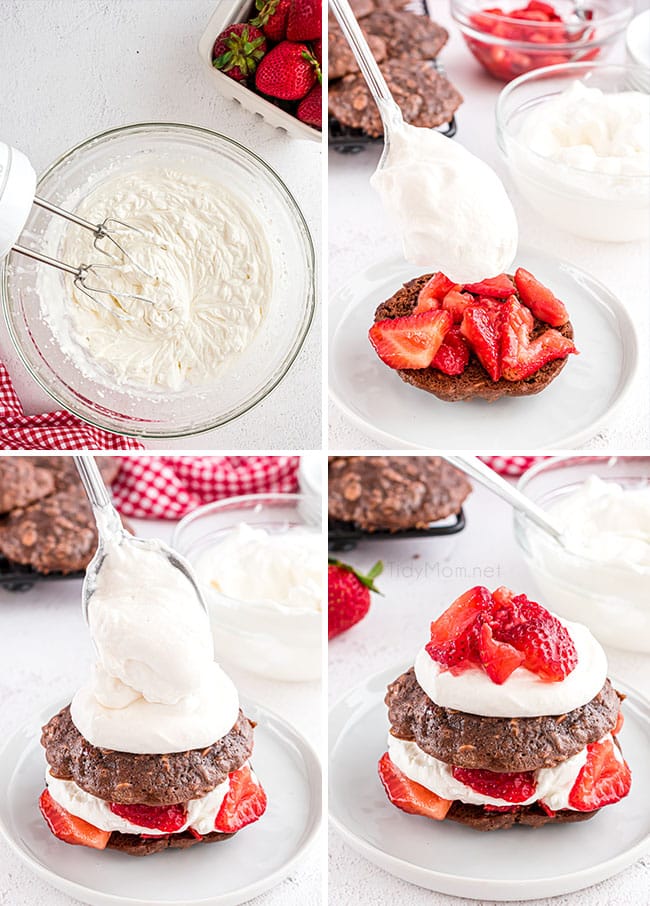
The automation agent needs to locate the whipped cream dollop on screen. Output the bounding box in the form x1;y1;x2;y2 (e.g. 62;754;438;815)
70;535;239;754
53;167;271;391
387;736;621;812
519;81;650;178
414;616;607;718
197;524;322;612
371;122;518;283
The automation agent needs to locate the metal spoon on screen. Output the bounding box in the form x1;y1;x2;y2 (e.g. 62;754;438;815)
443;455;565;544
74;455;208;623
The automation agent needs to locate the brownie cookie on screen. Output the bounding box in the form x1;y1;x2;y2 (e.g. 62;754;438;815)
328;456;471;532
0;459;54;514
362;10;448;60
42;705;255;806
447;801;597;832
329;60;462;138
374;275;575;402
386;668;622;771
107;828;232;856
28;456;121;493
329;21;387;79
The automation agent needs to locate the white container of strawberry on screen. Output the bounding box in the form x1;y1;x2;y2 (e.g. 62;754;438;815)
199;0;322;141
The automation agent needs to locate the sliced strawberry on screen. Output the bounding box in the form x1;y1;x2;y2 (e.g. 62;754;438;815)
568;738;632;811
514;267;569;327
426;586;493;671
478;622;524;684
39;789;111;850
442;289;474;324
414;273;458;313
452;766;536;803
188;827;203;840
109;802;186;832
431;325;471;375
539;800;556;817
484;804;520;813
464;274;515;298
504;614;578;682
613;711;624;735
501;296;577;381
378;753;452;820
369;310;451;370
215;765;267;833
461;305;502;381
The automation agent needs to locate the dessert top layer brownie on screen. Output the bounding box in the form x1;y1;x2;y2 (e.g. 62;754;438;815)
0;459;55;514
42;705;255;806
328;455;471;532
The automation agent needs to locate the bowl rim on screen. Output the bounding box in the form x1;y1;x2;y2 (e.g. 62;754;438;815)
514;454;650;578
172;491;323;618
451;0;634;49
496;62;650;183
1;121;316;440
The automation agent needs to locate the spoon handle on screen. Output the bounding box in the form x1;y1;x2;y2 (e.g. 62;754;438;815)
444;455;565;542
328;0;403;134
74;455;123;539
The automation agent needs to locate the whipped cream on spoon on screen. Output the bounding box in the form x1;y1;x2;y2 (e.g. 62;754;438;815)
329;0;519;282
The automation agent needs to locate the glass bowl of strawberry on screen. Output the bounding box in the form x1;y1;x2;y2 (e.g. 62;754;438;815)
514;455;650;654
450;0;634;82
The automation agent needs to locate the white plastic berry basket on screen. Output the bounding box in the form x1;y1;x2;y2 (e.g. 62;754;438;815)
199;0;322;142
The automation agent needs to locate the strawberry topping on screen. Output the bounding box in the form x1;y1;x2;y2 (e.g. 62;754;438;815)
500;295;577;381
478;622;524;684
368;309;452;370
460;304;502;381
431;325;471;376
514;267;569;327
215;765;267;833
442;289;474;324
452;766;537;803
464;274;515;298
378;753;452;820
109;802;187;832
414;273;458;313
39;789;111;850
567;737;632;811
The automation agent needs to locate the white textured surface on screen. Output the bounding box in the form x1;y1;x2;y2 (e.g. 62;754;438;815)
0;518;322;906
328;1;650;451
0;0;322;451
328;482;650;904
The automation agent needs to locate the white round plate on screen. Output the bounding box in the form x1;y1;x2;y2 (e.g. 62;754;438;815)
0;697;321;906
329;250;638;450
329;664;650;901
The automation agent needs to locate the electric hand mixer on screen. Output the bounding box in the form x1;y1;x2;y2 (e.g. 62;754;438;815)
0;143;156;320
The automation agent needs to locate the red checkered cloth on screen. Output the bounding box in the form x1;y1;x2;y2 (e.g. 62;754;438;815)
112;455;301;519
0;364;143;450
481;456;547;478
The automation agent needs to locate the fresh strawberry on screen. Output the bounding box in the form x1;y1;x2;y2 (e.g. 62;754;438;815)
215;765;267;833
452;766;536;803
478;622;524;684
539;800;556;817
297;83;321;128
255;40;319;100
369;309;452;370
414;273;458;313
328;560;382;639
212;24;267;82
461;304;502;381
378;753;452;820
464;274;515;298
286;0;321;41
568;738;632;811
514;267;569;327
613;711;624;735
484;804;520;813
312;38;322;65
500;295;577;381
426;586;493;670
188;827;203;840
504;614;578;682
39;789;111;850
109;802;186;832
251;0;291;42
431;325;471;375
442;289;474;323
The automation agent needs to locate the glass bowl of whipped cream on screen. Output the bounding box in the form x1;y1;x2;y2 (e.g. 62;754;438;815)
496;62;650;242
514;456;650;654
173;492;322;682
1;123;315;438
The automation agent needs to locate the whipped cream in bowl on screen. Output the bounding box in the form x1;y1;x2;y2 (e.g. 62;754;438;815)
2;123;315;437
515;456;650;653
173;493;323;682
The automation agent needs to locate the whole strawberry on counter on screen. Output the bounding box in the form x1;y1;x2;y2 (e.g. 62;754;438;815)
212;23;267;82
328;560;383;639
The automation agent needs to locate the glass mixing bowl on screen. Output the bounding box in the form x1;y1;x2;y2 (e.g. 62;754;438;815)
2;123;315;438
172;493;323;682
514;456;650;653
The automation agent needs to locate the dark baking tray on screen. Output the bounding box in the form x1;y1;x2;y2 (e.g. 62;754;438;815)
328;0;458;153
328;508;466;552
0;556;83;593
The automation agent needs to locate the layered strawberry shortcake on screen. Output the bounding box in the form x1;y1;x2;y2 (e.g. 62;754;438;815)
379;586;631;830
39;534;266;855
